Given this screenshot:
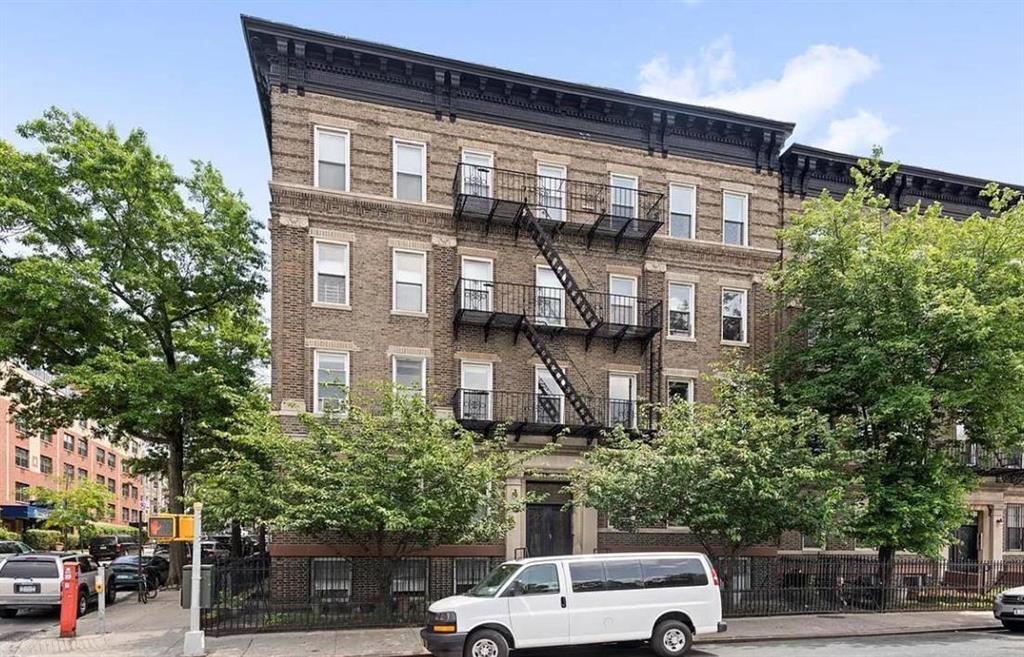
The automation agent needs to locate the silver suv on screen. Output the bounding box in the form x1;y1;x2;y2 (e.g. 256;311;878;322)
0;553;116;618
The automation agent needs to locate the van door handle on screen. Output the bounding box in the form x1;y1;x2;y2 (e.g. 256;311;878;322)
560;596;566;608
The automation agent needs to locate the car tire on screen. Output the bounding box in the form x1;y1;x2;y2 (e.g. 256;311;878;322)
105;581;117;605
463;629;509;657
1003;619;1024;632
652;620;693;657
0;608;17;619
76;587;89;617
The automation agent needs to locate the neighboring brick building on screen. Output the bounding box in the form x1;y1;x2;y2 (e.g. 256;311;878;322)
241;16;1022;600
0;364;146;532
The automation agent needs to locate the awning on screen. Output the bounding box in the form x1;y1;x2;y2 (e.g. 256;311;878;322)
0;504;51;520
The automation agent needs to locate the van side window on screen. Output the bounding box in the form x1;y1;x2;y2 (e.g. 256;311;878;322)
569;562;607;593
603;560;644;590
511;564;560;595
640;558;708;588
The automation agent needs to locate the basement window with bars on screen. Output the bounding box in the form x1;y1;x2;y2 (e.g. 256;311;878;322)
454;558;492;594
391;558;427;599
311;557;352;601
314;240;350;306
1007;505;1024;551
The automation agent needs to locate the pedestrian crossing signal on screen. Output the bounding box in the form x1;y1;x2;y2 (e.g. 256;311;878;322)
148;514;194;542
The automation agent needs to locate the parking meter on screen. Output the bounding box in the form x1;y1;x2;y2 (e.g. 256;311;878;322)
60;561;79;638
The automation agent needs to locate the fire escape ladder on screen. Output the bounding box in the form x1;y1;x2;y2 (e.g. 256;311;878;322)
519;208;602;329
520;318;597;427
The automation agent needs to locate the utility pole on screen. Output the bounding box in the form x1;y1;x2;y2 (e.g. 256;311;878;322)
182;502;205;656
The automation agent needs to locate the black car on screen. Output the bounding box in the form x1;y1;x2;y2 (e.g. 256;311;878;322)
108;555;169;591
88;535;139;562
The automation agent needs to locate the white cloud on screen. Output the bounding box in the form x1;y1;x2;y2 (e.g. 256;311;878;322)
637;42;880;129
817;109;896;153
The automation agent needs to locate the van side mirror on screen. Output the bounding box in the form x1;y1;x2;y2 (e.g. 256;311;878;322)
504;580;523;597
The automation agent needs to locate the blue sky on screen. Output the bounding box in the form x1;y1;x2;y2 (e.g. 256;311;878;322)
2;0;1023;234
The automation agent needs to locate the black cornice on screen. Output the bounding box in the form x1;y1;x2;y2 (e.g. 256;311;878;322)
241;15;793;172
780;144;1022;219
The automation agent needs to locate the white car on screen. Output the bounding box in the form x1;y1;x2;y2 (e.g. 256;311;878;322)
994;585;1024;632
0;552;116;618
0;541;33;568
420;552;725;657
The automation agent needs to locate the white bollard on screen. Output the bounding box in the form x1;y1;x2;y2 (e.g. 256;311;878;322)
97;563;106;634
182;502;205;657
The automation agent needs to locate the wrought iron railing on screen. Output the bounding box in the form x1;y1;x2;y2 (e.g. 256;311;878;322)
453;278;661;333
452;163;664;233
950;444;1024;472
452;388;650;432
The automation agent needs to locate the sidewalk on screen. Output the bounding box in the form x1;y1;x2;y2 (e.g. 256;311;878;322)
0;604;1001;657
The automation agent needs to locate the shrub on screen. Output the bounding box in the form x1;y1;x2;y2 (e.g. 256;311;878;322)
82;522;145;543
0;527;20;541
23;529;62;550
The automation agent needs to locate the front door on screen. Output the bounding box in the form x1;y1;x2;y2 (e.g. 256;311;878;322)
950;516;980;562
527;506;572;558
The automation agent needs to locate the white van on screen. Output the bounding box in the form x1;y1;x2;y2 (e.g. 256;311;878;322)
421;552;725;657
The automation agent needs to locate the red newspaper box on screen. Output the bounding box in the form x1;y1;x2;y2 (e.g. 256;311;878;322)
59;560;79;638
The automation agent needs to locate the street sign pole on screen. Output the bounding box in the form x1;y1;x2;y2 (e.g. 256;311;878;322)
97;563;106;634
182;502;205;656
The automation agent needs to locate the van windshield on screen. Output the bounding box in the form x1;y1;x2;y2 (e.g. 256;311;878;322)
464;563;520;597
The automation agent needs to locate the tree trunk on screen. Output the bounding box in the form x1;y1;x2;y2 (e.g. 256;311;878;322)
257;524;267;554
166;434;186;586
877;545;896;611
231;519;242;559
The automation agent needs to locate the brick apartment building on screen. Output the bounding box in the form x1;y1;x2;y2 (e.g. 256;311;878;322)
0;364;146;532
242;16;1023;599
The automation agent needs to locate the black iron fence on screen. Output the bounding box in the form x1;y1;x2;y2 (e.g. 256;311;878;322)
201;554;1024;635
715;555;1024;617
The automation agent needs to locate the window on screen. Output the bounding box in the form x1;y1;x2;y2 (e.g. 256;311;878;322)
123;461;130;474
608;275;637;325
460;150;493;197
537;163;567;222
107;504;115;520
132;485;139;500
460;257;493;312
108;452;116;468
569;562;607;593
391;558;427;597
454;558;492;594
14;447;29;469
1007;505;1024;551
721;289;748;343
640;558;709;588
78;437;88;457
314;351;349;413
78;468;88;481
122;507;130;523
96;474;105;485
96;447;105;464
392;356;426;399
667;379;694;405
63;464;75;481
63;434;74;451
604;560;644;591
14;414;30;435
122;483;131;497
131;509;139;522
311;557;352;600
668;282;694;338
314;126;349;191
460;361;492;421
40;455;53;475
723;191;748;246
669;184;695;239
609;174;638;227
392;249;426;313
314;240;349;306
40;432;52;445
393;140;426;202
535;266;564;326
508;563;559;596
535;367;564;424
608;373;637;428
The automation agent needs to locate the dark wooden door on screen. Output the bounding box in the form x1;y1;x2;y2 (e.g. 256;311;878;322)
949;518;979;562
526;504;572;557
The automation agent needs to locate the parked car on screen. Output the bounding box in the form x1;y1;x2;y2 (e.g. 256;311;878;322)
0;541;33;568
88;535;139;562
108;554;169;591
994;585;1024;632
0;553;115;618
420;552;725;657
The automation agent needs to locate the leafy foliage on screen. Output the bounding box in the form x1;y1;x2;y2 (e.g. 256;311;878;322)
23;529;62;551
769;151;1024;558
28;478;113;540
569;361;856;557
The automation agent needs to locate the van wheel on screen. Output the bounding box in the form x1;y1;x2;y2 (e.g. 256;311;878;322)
464;629;509;657
652;620;693;657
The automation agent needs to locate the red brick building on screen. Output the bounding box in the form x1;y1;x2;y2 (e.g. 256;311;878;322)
0;365;145;532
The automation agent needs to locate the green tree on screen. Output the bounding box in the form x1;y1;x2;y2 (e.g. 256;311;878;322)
0;109;267;582
769;152;1024;570
29;478;112;546
568;361;856;562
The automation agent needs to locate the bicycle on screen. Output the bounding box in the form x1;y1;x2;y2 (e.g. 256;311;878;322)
137;571;159;603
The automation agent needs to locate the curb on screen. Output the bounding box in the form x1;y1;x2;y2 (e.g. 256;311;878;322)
695;623;1002;645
